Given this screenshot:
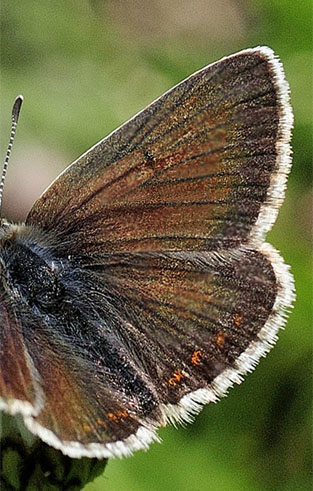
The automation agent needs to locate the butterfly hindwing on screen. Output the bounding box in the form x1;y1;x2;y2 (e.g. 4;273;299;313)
2;241;292;457
0;303;40;415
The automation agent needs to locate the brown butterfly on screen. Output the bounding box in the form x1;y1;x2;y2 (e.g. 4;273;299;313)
0;47;294;459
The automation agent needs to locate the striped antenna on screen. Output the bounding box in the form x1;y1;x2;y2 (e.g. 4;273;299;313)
0;95;23;216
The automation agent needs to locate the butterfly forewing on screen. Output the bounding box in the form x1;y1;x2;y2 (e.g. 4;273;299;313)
26;48;285;254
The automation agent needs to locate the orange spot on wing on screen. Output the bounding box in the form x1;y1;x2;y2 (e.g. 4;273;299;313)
107;410;129;422
96;419;107;428
191;350;202;365
168;369;185;386
234;314;243;327
216;331;227;350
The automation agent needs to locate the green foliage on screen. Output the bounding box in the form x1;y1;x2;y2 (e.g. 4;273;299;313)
0;413;107;490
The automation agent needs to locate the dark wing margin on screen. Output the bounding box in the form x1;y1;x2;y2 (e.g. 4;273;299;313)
26;47;293;254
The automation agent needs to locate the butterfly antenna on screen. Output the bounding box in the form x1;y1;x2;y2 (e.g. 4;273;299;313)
0;95;23;217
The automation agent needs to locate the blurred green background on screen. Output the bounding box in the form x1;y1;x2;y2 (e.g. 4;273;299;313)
0;1;311;490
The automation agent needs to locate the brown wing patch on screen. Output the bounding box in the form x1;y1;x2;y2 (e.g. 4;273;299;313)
27;52;280;253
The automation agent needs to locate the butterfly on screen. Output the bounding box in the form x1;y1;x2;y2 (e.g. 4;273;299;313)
0;46;294;459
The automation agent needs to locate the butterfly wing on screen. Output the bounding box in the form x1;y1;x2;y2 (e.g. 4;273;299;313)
26;47;292;254
1;47;294;458
4;243;293;458
0;304;40;416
